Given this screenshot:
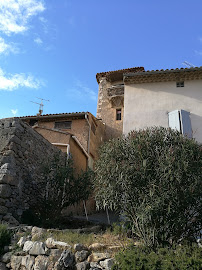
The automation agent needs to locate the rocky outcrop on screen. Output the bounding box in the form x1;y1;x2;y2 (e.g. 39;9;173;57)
0;118;64;224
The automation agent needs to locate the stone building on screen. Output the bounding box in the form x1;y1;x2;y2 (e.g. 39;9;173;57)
21;112;105;172
96;67;144;140
96;66;202;143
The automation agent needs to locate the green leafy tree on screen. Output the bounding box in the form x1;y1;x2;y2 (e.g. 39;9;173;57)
94;127;202;247
25;155;92;227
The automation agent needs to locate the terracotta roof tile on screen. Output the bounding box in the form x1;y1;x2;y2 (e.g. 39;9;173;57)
124;66;202;83
19;112;88;119
96;67;145;83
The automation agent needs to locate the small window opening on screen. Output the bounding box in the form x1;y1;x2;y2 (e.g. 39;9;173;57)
29;120;38;126
55;121;72;129
116;109;122;121
176;81;184;87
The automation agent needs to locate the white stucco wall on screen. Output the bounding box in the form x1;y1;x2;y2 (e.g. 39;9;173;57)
123;79;202;143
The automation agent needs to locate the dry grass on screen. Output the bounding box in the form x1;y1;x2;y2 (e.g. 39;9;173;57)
32;225;133;252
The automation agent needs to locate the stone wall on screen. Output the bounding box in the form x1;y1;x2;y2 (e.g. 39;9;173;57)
96;78;124;140
0;118;63;225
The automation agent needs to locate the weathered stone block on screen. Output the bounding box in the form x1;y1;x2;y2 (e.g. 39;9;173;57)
0;205;8;214
29;242;47;256
75;250;89;262
100;258;114;270
34;255;49;270
0;184;12;198
21;255;35;270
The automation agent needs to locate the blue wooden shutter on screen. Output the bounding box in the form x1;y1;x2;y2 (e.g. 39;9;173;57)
168;110;180;131
180;110;192;138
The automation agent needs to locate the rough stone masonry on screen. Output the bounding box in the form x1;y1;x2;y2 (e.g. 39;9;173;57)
0;118;63;225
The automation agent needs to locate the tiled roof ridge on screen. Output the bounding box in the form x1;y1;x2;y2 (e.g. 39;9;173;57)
124;66;202;76
19;111;88;119
96;67;144;83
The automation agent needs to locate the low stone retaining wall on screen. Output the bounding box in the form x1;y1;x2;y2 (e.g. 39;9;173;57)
0;226;115;270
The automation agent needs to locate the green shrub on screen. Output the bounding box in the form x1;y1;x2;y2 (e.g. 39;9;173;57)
112;245;202;270
0;224;11;254
22;155;93;227
94;127;202;247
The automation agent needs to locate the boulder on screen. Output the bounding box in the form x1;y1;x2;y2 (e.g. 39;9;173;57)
49;249;62;265
88;253;110;263
29;242;47;256
75;250;89;262
34;255;49;270
10;255;22;270
45;238;71;250
23;241;34;253
1;252;12;263
75;261;90;270
21;255;35;270
100;258;114;270
57;250;75;269
49;248;62;258
17;236;27;248
31;227;46;240
90;262;102;269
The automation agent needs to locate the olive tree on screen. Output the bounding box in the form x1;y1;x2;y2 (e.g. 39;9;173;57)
94;127;202;247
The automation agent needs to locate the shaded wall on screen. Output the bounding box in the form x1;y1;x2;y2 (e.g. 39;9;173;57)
0;118;63;225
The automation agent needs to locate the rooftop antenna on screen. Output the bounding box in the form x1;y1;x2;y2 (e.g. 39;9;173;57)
182;61;196;68
30;97;50;116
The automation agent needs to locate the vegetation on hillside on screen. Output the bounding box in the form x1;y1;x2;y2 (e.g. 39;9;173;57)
112;245;202;270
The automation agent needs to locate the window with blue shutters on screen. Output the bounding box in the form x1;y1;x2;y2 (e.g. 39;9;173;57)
168;110;192;138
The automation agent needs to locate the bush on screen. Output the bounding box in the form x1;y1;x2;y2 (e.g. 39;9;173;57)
94;127;202;247
0;224;11;254
112;245;202;270
23;155;93;227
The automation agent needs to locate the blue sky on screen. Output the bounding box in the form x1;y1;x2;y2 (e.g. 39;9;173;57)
0;0;202;118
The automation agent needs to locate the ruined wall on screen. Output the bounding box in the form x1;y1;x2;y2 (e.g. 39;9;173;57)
0;118;63;225
96;78;124;140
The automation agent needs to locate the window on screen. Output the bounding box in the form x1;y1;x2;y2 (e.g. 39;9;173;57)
29;120;38;126
168;110;192;138
176;81;184;87
116;109;122;121
54;121;72;129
